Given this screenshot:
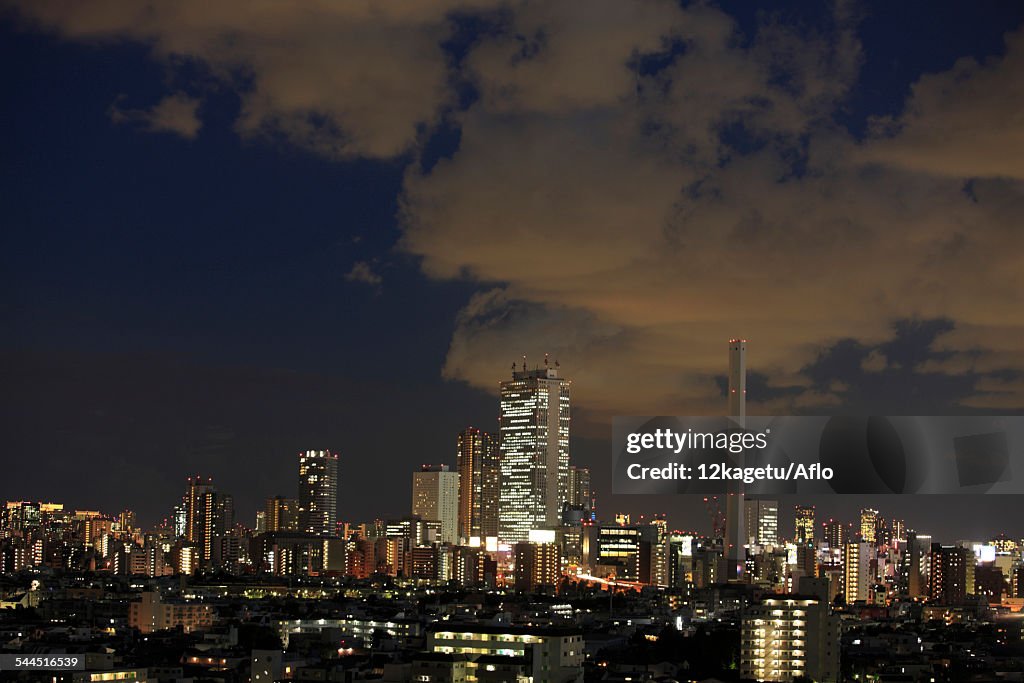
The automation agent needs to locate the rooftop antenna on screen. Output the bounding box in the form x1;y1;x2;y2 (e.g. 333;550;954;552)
544;353;549;367
522;354;527;372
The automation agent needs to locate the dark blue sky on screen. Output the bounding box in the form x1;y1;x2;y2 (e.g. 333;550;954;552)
2;1;1023;538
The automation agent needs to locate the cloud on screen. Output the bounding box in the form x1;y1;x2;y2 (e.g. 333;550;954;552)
345;261;382;287
8;0;494;158
857;27;1024;179
110;92;202;138
11;0;1024;416
798;319;1020;414
400;3;1024;417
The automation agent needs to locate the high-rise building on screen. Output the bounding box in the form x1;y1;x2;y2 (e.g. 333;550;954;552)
172;502;187;538
794;505;815;545
185;476;232;562
874;515;892;546
823;519;846;549
744;499;779;547
513;540;561;592
265;496;300;533
843;542;872;604
929;543;974;605
741;596;840;682
906;531;930;598
649;515;670;587
217;494;234;537
411;464;460;545
859;508;878;544
298;450;339;536
724;339;747;580
567;465;592;511
499;361;571;543
185;476;213;545
456;428;500;542
594;523;662;583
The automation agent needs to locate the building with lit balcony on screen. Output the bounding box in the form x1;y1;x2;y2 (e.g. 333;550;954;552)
741;595;839;682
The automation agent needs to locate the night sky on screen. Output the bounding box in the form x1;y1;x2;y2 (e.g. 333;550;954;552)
2;1;1024;538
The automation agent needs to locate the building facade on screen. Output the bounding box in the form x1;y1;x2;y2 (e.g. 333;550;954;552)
456;428;501;542
794;505;815;545
499;363;570;543
745;498;779;547
298;450;338;536
412;464;460;545
427;624;584;683
741;596;839;682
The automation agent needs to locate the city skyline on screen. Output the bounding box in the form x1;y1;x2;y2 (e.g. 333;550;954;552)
5;352;1023;538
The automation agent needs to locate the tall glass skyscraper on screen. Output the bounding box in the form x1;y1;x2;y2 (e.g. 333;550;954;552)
498;361;570;543
298;450;338;536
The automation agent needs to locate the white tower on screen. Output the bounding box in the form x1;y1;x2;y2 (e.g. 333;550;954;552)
498;361;571;543
728;339;746;421
724;339;746;580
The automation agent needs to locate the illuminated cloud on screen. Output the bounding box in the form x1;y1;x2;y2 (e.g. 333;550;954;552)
345;261;383;287
110;92;202;139
10;0;1024;416
8;0;489;158
401;3;1024;416
858;28;1024;180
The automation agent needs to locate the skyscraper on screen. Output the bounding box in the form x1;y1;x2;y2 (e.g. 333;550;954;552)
843;541;872;604
859;508;878;543
184;476;232;563
567;465;592;511
724;339;746;580
823;519;846;549
412;464;460;545
744;498;779;547
185;476;213;546
298;450;338;536
929;543;974;605
456;428;500;542
891;519;906;543
794;505;815;545
499;360;571;543
265;496;300;532
513;540;561;592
